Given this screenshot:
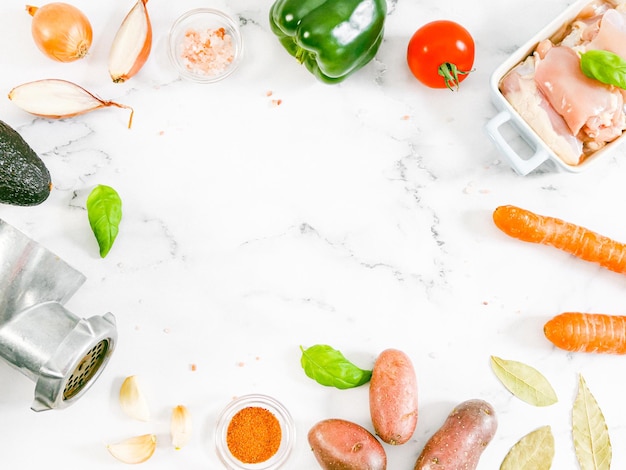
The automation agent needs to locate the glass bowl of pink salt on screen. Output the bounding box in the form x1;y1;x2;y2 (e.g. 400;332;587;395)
214;394;296;469
168;8;243;84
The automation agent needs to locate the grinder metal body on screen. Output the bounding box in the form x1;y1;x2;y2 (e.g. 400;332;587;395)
0;219;117;411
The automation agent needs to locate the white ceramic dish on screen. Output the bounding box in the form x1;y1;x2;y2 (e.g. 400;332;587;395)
485;0;626;175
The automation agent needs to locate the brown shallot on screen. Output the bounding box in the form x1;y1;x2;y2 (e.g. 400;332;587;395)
108;0;152;83
8;79;134;128
26;2;92;62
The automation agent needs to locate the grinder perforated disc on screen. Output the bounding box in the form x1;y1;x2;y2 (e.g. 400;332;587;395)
63;339;110;400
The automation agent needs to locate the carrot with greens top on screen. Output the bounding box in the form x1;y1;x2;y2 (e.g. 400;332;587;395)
493;205;626;274
544;312;626;354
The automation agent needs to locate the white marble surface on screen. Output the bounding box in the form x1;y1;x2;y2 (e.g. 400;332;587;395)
2;0;626;468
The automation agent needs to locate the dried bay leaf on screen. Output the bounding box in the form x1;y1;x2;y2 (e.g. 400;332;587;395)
500;425;554;470
490;356;558;406
573;375;612;470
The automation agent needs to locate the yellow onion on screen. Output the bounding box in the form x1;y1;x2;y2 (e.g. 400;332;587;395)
26;3;92;62
108;0;152;83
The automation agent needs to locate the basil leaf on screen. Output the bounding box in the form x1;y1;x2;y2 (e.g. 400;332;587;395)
300;345;372;389
580;49;626;89
490;356;558;407
573;375;612;470
86;184;122;258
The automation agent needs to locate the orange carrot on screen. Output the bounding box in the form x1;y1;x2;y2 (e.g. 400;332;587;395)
544;312;626;354
493;205;626;274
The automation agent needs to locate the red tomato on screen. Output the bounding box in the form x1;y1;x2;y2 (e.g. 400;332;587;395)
406;20;475;90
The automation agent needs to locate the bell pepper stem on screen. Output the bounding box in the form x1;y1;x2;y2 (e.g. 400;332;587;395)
295;46;307;64
438;63;473;91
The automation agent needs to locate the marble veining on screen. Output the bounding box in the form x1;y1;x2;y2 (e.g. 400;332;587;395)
2;0;626;468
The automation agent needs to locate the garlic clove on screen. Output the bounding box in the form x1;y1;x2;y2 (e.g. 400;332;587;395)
171;405;192;450
107;434;157;464
8;79;134;128
109;0;152;83
119;375;150;421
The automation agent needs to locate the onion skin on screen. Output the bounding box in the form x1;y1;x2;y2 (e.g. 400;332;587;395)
108;0;152;83
27;2;93;62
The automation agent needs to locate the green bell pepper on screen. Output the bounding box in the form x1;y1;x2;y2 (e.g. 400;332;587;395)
269;0;387;84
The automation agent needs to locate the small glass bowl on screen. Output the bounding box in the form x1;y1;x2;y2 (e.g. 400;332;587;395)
214;394;296;470
168;8;243;83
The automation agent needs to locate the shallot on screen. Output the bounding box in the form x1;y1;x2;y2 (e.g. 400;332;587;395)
8;79;134;128
26;2;92;62
108;0;152;83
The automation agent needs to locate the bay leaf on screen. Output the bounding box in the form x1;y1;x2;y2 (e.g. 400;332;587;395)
490;356;558;406
573;374;612;470
500;425;554;470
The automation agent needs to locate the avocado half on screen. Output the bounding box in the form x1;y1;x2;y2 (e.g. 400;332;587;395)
0;119;51;206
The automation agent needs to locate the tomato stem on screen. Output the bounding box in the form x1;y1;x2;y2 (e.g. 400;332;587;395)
438;63;473;91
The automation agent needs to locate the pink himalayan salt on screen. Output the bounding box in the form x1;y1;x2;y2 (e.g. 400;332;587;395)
180;27;234;76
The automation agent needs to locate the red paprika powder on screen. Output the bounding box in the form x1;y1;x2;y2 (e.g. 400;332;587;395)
226;405;282;463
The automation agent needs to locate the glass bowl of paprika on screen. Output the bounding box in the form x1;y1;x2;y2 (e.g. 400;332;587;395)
214;394;295;469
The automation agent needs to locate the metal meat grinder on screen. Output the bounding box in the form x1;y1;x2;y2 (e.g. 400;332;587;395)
0;219;117;411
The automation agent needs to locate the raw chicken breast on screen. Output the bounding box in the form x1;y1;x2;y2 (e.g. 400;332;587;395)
498;1;626;166
535;45;625;143
588;9;626;58
500;55;584;165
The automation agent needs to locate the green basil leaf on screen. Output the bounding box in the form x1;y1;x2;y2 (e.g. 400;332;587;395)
490;356;558;406
86;184;122;258
580;49;626;89
300;345;372;389
573;375;612;470
500;426;555;470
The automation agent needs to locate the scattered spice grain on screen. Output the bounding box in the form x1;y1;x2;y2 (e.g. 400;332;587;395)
226;406;281;463
180;26;234;77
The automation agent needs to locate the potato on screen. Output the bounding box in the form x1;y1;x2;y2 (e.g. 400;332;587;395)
369;348;418;445
308;418;387;470
413;399;497;470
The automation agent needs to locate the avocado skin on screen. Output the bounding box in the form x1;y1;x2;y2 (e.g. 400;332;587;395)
0;120;51;206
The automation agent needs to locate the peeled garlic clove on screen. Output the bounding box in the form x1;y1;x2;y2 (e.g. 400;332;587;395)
107;434;157;464
8;79;134;128
119;375;150;421
109;0;152;83
171;405;192;450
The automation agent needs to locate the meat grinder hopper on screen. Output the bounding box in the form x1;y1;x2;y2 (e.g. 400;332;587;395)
0;219;117;411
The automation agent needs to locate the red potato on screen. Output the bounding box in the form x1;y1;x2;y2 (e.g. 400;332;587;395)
369;348;418;445
308;418;387;470
414;399;497;470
